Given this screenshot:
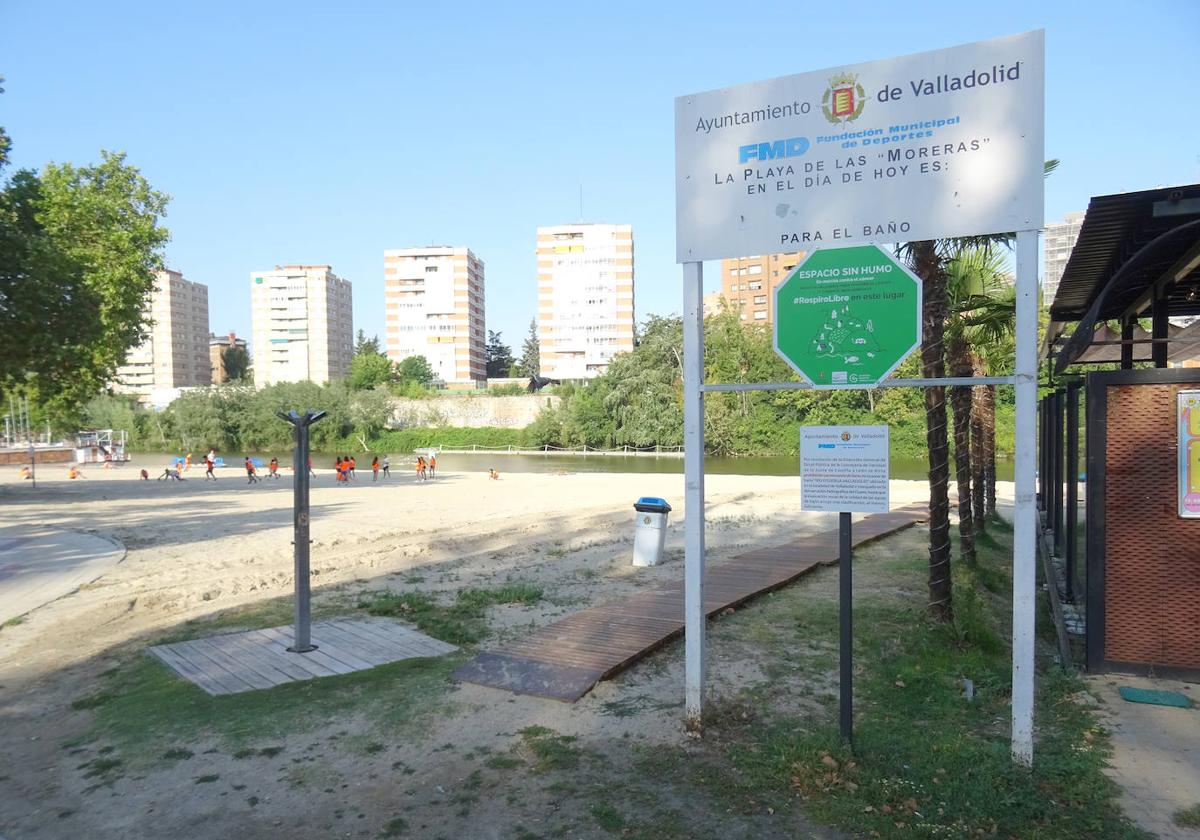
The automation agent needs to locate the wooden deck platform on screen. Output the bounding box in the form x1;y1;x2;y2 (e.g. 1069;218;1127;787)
148;617;458;695
453;505;927;702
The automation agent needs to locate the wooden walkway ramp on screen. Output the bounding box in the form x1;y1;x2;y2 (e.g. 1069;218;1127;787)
452;505;927;702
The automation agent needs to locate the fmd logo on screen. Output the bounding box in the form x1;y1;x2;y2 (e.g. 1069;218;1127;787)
738;136;810;164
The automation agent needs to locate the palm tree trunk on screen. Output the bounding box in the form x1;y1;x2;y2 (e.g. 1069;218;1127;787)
971;356;987;534
912;240;953;622
949;337;976;566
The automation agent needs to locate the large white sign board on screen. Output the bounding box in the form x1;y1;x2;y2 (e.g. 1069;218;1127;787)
675;30;1044;263
801;426;889;513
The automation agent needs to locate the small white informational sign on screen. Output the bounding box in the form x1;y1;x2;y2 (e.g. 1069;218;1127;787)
675;30;1044;263
800;425;890;513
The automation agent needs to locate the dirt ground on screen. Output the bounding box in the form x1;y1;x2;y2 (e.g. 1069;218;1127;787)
0;463;1005;839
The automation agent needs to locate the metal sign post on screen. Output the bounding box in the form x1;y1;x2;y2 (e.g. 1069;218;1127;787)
1010;230;1038;764
801;425;889;745
277;409;326;653
683;261;706;729
838;511;853;743
675;30;1043;762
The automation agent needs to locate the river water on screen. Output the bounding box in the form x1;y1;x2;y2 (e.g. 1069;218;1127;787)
137;451;1013;482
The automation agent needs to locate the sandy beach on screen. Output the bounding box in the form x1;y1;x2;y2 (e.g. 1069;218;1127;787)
0;460;1014;839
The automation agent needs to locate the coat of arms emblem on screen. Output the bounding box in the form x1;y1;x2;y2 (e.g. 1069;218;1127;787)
822;73;866;125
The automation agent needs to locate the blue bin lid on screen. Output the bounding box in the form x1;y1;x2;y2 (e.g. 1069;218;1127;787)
634;496;672;513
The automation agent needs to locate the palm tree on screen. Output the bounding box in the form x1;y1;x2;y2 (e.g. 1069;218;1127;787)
971;296;1016;518
900;159;1055;621
945;246;1015;558
903;236;1014;620
905;240;954;622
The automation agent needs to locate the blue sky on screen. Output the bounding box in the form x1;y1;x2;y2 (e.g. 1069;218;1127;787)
3;1;1198;357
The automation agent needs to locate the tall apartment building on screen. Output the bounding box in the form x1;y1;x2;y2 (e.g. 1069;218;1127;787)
1043;211;1085;306
209;331;248;385
718;252;806;326
249;265;353;387
112;269;210;401
383;247;486;384
537;224;634;379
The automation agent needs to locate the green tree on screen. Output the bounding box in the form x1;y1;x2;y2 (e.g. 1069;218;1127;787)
486;331;515;378
349;350;395;390
0;112;169;423
395;355;435;387
354;329;381;356
603;316;684;448
519;319;541;377
82;393;147;445
221;344;250;382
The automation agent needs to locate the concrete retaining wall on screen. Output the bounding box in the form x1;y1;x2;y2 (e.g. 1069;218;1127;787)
389;395;558;429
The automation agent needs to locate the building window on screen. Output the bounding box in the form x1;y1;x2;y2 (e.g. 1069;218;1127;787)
754;310;767;320
753;295;766;304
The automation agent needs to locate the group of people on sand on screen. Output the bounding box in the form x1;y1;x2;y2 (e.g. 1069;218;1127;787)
244;456;281;484
79;448;470;486
414;454;437;481
335;454;401;483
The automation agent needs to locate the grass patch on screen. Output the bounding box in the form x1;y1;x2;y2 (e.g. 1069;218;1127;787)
380;816;408;836
711;527;1152;840
77;649;463;762
161;747;193;761
485;754;522;770
590;802;625;833
519;726;582;773
2;615;25;628
71;691;117;711
1176;804;1200;828
80;757;123;779
600;694;676;718
358;583;543;645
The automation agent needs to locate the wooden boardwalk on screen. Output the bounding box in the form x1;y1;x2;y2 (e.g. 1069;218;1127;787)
149;617;458;695
453;505;927;701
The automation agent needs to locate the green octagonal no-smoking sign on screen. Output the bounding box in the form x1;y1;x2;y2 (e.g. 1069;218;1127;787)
774;245;922;389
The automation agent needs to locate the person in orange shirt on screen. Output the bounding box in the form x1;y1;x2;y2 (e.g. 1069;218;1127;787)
371;456;380;481
268;457;280;479
244;456;259;484
415;456;426;481
428;455;437;479
348;456;357;479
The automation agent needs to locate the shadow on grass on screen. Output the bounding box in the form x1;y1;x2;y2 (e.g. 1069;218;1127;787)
630;527;1153;840
75;646;467;762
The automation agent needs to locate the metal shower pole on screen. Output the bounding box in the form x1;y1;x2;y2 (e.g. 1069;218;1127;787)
277;409;327;653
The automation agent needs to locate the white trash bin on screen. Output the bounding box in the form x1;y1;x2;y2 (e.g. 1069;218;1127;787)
632;497;672;567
